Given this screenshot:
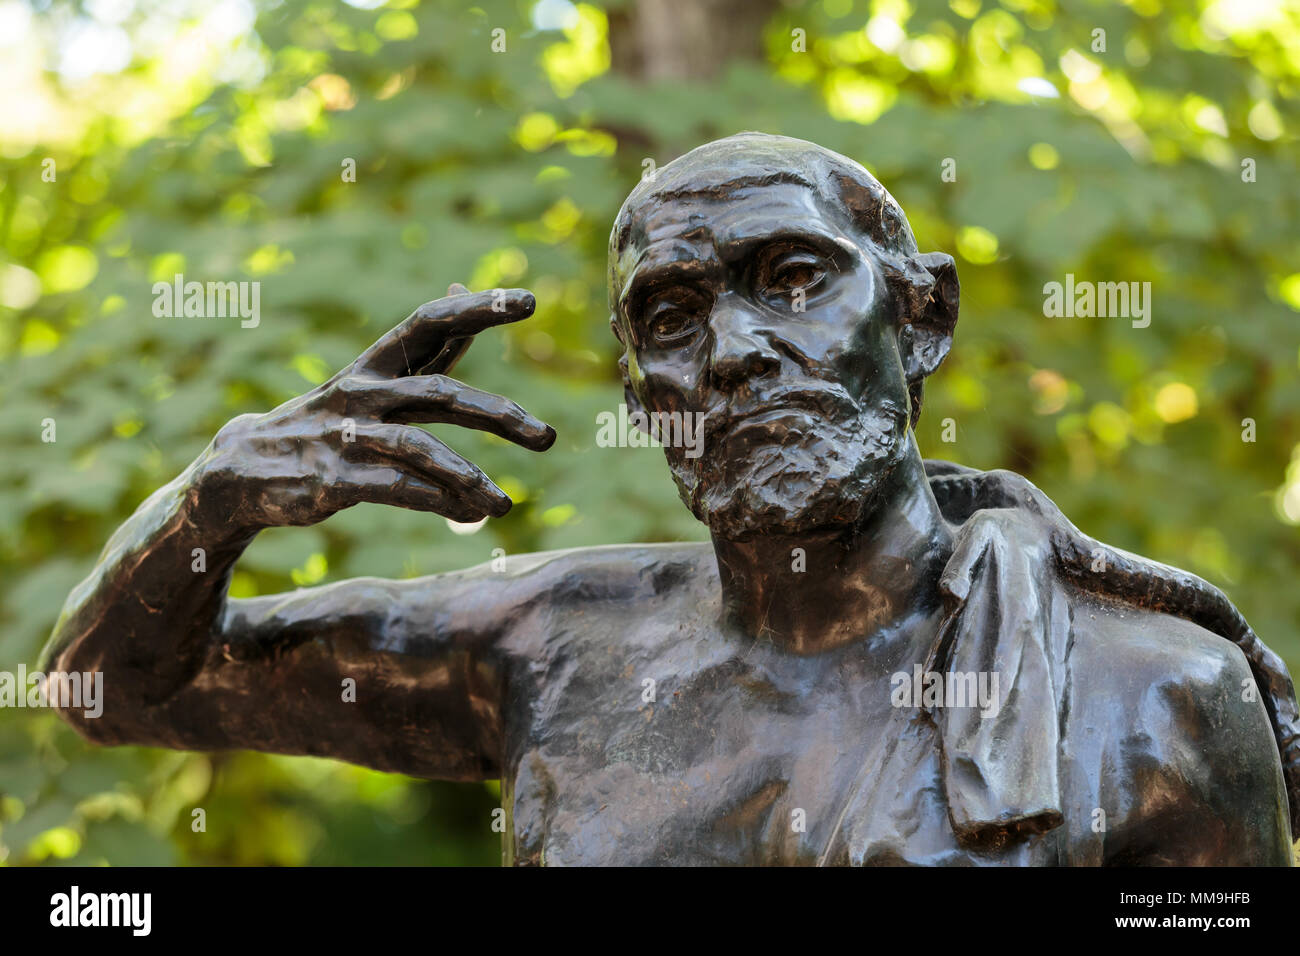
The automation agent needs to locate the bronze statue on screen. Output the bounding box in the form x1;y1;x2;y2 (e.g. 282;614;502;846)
41;133;1299;865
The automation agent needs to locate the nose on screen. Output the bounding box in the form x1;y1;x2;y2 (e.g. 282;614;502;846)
708;296;781;388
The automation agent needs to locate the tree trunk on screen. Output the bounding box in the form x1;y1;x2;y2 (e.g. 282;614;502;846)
609;0;781;82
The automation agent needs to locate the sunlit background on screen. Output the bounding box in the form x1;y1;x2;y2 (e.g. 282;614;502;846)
1;0;1298;864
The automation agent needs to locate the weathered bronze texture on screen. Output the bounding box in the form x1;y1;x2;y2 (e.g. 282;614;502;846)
42;133;1298;865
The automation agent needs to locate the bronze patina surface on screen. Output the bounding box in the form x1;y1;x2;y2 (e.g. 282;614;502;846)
42;133;1299;865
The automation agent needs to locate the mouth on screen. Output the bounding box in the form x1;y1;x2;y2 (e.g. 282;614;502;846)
709;387;856;443
722;406;818;436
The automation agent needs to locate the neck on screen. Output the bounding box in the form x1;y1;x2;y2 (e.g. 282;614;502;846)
710;440;952;655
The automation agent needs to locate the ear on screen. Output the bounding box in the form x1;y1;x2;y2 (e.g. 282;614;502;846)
895;251;959;384
887;251;958;431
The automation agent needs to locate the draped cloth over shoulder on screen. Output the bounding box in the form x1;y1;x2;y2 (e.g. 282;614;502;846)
922;460;1300;846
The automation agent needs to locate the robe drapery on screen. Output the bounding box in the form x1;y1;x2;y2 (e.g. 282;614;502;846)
922;460;1300;845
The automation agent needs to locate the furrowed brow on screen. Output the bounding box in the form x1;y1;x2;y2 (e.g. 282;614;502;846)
716;226;847;265
619;254;718;316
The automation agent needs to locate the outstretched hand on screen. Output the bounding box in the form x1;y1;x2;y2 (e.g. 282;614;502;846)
195;284;556;532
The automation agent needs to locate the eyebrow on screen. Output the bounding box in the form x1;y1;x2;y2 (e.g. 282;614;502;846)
714;225;846;264
618;251;719;317
620;223;849;310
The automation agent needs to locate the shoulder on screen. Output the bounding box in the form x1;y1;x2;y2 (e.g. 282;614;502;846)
476;541;715;599
385;540;716;651
432;541;717;626
365;539;714;609
1071;592;1255;694
227;542;715;662
1065;594;1291;863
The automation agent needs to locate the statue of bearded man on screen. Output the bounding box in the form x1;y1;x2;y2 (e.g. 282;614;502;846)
43;133;1299;866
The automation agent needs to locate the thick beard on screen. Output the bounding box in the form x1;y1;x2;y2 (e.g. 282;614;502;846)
666;397;910;540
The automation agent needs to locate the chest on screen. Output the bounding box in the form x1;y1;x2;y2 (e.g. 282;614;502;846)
500;631;1055;865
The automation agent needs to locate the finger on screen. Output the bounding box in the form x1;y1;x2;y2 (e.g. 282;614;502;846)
339;374;556;451
355;288;535;378
338;464;491;521
416;283;475;376
342;422;513;516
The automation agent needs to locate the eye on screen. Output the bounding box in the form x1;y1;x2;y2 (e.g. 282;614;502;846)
649;308;698;346
758;246;829;301
642;286;709;348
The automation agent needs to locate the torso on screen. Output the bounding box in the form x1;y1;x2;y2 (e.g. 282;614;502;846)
497;544;1061;866
487;541;1287;866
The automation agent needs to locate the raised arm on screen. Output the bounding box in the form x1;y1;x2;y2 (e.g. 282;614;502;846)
39;285;555;780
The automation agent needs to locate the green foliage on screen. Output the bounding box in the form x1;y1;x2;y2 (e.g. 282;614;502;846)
0;0;1297;865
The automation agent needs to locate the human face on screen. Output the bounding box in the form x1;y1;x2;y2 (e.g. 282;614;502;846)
614;183;913;539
